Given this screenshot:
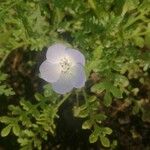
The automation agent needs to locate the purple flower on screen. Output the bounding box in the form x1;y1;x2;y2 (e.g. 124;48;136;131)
39;43;86;94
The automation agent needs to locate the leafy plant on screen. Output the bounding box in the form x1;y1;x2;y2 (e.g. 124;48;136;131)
0;0;150;149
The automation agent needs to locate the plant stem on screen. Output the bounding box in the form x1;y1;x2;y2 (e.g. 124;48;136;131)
0;42;26;69
127;30;150;39
57;93;71;108
0;51;10;69
83;88;89;108
75;90;79;106
124;14;143;29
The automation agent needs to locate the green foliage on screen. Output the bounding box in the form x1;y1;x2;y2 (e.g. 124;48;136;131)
0;85;70;149
73;91;112;147
0;0;150;149
0;0;51;52
0;72;14;96
92;81;123;106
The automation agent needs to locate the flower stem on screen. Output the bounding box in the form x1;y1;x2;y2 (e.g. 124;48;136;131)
57;93;71;108
83;88;89;108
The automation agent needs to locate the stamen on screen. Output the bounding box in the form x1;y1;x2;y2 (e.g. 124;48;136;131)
59;57;71;73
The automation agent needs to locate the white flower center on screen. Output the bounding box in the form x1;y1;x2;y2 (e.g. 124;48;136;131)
59;57;72;73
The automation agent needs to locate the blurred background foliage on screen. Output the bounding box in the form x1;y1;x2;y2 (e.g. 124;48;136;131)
0;0;150;149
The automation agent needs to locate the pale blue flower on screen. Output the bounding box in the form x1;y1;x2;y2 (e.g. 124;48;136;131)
39;43;86;94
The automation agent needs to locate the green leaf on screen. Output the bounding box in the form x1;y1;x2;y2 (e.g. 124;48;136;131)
104;127;113;135
88;0;96;10
78;109;89;118
88;96;97;103
0;116;12;124
91;83;105;93
0;85;15;96
113;0;126;14
95;114;107;122
12;124;20;136
91;81;112;93
100;136;110;147
23;130;34;137
122;0;140;16
93;45;103;59
73;105;88;118
82;120;93;129
43;84;53;97
134;37;144;48
110;87;122;98
35;93;44;101
89;132;98;143
18;138;29;146
1;125;12;137
104;91;112;107
114;74;129;87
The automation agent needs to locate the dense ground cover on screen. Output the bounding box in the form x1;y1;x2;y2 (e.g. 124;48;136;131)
0;0;150;149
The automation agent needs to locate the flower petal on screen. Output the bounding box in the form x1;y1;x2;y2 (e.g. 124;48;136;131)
39;60;61;83
66;48;85;66
52;73;74;94
46;43;67;62
71;64;86;88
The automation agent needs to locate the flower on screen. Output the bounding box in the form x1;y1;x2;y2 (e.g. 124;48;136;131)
39;43;86;94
